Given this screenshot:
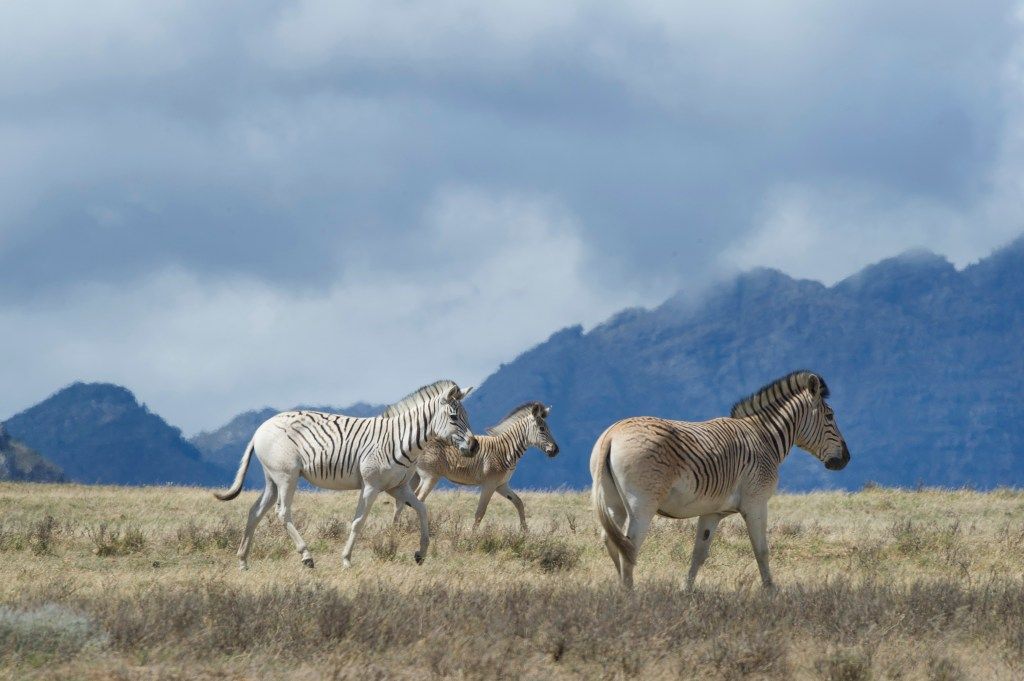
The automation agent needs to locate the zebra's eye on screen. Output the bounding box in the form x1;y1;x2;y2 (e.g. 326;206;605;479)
824;412;834;422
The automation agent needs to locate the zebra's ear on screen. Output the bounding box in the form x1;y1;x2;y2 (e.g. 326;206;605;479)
807;374;822;399
444;385;461;402
544;405;552;417
531;403;544;417
459;386;474;400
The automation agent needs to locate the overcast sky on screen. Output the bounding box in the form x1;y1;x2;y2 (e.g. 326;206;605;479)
3;1;1023;433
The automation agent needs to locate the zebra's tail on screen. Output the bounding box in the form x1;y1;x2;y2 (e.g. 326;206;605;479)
214;440;255;501
591;430;637;566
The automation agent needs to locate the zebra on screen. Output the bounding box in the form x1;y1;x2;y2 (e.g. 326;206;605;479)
393;402;559;532
215;380;477;570
591;370;849;589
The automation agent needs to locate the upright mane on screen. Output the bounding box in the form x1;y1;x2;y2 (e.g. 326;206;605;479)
379;380;458;418
730;370;829;418
486;401;545;436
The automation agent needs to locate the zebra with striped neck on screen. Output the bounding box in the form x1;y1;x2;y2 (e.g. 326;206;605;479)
215;380;477;570
394;402;558;532
591;370;849;589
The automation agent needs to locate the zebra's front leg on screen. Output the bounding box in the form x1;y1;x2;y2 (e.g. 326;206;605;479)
685;513;723;591
276;475;314;568
496;483;528;532
741;502;775;590
473;485;497;531
388;484;430;564
415;474;440;501
342;485;380;568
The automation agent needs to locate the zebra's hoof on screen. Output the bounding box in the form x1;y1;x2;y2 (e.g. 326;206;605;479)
414;551;424;565
302;557;315;569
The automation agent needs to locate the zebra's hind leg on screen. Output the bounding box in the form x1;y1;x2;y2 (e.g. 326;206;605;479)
388;484;430;564
342;485;381;568
237;480;278;570
620;496;656;589
741;501;775;590
496;483;528;532
275;473;314;568
685;513;723;591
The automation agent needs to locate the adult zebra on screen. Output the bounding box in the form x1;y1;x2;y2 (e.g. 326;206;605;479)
215;380;477;570
591;370;849;589
394;402;559;532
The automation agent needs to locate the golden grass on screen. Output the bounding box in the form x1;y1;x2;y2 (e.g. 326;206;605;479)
1;482;1023;679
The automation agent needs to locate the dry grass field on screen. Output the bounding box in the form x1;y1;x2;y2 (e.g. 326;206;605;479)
1;482;1023;680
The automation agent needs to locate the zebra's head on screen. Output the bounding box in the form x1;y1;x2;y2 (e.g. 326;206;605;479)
526;404;560;457
432;385;479;457
796;374;850;471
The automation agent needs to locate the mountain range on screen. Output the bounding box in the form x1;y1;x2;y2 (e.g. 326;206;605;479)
463;238;1024;490
3;383;224;486
3;236;1023;490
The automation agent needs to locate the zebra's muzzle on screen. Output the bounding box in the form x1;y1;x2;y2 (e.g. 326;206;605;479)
825;443;850;470
545;444;559;457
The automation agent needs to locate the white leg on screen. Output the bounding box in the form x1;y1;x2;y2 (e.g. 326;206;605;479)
685;513;723;591
620;495;656;589
341;485;380;568
497;483;528;532
393;472;421;525
388;485;430;563
237;481;278;570
415;475;440;501
276;474;314;567
473;485;497;530
742;502;774;589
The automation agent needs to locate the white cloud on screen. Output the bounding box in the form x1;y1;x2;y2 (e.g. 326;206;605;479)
0;187;645;433
1;1;1022;434
720;5;1024;284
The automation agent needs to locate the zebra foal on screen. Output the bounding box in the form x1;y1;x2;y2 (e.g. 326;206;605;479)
215;380;477;569
591;370;850;589
395;402;559;531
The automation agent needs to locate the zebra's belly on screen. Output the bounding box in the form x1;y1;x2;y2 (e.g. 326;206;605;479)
658;480;741;519
444;470;483;486
300;469;363;491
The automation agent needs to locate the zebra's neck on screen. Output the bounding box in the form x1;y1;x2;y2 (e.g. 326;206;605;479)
391;400;433;458
748;396;804;463
483;420;530;470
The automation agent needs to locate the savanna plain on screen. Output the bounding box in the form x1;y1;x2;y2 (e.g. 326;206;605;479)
1;482;1023;680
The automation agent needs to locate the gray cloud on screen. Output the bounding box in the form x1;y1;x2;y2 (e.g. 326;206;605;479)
1;1;1021;430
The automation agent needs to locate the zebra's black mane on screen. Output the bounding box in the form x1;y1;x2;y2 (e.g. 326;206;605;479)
730;370;829;418
487;401;546;436
380;379;459;418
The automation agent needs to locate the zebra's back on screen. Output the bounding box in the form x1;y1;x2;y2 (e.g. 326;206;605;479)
254;410;386;490
603;416;772;514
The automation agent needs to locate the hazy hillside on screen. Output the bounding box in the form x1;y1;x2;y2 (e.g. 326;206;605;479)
4;383;225;486
191;402;384;488
0;422;63;482
466;238;1024;491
